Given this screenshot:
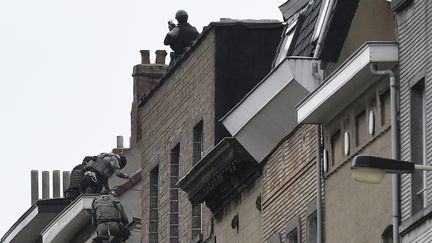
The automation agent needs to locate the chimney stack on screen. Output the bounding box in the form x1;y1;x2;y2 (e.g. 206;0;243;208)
52;170;60;198
155;50;168;64
31;170;39;204
30;170;71;204
63;171;70;197
140;50;150;64
131;50;169;146
117;136;124;148
42;171;50;199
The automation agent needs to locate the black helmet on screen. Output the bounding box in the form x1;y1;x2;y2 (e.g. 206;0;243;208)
119;155;127;169
82;156;95;165
175;10;188;23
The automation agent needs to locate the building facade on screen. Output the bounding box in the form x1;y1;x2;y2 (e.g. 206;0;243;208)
392;0;432;241
296;0;397;242
137;20;283;243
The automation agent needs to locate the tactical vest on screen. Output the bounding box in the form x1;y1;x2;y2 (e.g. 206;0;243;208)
93;195;122;223
69;164;83;188
87;156;113;180
172;23;199;54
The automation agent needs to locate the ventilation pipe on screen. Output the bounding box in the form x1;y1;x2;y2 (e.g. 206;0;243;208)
370;63;400;243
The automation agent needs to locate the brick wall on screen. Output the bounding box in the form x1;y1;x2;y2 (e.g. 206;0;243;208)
262;125;317;242
140;30;216;243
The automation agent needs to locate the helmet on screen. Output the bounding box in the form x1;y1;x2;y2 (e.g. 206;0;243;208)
119;155;127;169
175;10;188;23
82;156;95;165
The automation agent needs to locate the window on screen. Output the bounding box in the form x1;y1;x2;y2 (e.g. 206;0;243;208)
192;121;204;165
307;212;317;243
305;199;317;243
331;130;342;166
312;0;331;41
170;145;180;243
191;204;202;240
285;216;300;243
192;121;203;239
265;232;281;243
411;79;426;214
380;90;391;126
355;110;367;146
381;225;393;243
149;166;159;243
286;229;298;243
274;19;298;66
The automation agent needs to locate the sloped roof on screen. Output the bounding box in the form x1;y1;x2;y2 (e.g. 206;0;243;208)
279;0;309;21
290;0;323;57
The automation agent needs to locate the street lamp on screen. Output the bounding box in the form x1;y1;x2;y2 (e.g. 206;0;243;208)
351;155;432;184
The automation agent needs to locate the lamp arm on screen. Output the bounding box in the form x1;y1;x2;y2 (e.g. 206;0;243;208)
414;164;432;171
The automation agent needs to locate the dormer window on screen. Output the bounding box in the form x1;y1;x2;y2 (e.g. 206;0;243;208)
274;19;298;66
312;0;331;42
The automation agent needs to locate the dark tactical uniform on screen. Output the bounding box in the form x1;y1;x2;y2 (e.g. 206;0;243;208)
91;194;130;243
164;10;199;61
64;156;95;201
82;153;129;194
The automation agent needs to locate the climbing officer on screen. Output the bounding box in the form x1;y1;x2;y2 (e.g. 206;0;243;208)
164;10;199;62
64;156;95;201
91;191;130;243
82;153;129;194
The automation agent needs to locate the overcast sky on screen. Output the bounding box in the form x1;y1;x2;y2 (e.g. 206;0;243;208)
0;0;284;237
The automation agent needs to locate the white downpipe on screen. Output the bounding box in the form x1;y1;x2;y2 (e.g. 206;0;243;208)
370;63;400;243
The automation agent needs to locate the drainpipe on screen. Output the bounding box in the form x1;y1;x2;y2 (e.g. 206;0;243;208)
312;63;323;243
312;1;335;242
315;125;323;243
370;63;400;243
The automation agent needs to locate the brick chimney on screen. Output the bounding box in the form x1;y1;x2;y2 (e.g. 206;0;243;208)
131;50;169;146
140;50;150;64
155;50;167;64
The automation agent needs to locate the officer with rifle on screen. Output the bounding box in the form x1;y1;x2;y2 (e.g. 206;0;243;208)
164;10;199;63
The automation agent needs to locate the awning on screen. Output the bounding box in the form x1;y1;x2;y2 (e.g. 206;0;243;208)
297;41;398;124
221;57;321;162
1;198;69;243
41;195;97;243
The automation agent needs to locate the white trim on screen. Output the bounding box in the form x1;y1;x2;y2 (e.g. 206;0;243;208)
312;0;331;42
297;42;399;124
3;208;39;243
42;195;96;243
222;59;295;136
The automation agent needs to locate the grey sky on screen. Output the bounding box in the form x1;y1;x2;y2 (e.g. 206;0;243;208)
0;0;284;236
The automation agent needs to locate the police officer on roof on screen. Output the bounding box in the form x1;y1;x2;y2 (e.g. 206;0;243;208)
164;10;199;62
82;153;130;194
64;156;95;201
91;191;130;243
